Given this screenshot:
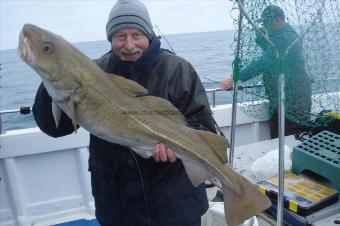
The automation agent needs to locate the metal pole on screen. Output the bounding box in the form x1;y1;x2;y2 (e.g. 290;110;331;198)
0;107;32;115
277;67;285;226
212;91;216;108
229;80;238;167
233;2;285;224
0;109;23;114
0;113;2;134
229;1;244;167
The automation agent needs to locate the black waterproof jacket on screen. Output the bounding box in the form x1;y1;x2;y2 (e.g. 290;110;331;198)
32;36;216;226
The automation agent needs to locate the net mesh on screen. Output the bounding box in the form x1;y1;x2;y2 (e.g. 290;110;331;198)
231;0;340;127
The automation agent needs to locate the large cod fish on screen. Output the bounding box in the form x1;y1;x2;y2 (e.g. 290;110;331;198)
18;24;271;226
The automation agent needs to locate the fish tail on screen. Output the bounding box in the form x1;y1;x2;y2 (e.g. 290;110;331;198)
222;174;271;226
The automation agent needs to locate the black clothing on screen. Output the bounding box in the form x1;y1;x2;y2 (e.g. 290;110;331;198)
33;36;216;226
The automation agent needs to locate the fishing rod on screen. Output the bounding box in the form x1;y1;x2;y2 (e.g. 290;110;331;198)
154;25;176;54
0;107;31;115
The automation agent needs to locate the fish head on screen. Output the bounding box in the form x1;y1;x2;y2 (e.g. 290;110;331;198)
17;23;106;104
18;23;66;81
18;23;96;83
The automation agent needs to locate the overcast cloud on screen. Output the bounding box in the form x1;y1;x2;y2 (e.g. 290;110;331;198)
0;0;236;50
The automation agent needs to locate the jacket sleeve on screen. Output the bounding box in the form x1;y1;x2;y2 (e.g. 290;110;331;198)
32;82;76;138
239;30;298;82
168;61;217;133
239;44;277;82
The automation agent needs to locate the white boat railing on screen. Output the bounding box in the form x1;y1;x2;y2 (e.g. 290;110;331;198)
0;87;223;116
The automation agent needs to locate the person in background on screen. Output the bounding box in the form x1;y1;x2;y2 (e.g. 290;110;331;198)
220;5;311;139
33;0;216;225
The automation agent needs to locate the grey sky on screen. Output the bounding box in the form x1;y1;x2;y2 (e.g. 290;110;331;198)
0;0;236;50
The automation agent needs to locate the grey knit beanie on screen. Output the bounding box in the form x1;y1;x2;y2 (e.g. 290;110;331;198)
106;0;153;41
259;5;285;22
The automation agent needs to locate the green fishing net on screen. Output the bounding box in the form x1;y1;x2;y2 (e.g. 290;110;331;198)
231;0;340;127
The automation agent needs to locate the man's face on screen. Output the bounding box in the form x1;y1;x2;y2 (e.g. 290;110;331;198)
262;16;282;33
111;28;150;61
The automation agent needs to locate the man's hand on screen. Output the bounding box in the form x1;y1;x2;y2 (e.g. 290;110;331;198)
153;143;176;163
219;75;233;91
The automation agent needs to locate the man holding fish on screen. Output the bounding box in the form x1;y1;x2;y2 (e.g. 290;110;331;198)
21;0;271;225
32;0;217;225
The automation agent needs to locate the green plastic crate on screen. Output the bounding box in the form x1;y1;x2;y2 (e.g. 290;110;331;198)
292;130;340;191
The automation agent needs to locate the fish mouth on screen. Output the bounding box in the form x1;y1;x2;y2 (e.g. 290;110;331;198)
17;26;33;64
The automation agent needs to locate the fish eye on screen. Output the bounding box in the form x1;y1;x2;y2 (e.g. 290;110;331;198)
43;42;55;54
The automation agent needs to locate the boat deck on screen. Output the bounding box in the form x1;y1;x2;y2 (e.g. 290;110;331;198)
231;136;340;226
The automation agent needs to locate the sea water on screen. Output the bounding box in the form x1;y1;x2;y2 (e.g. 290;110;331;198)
0;30;235;131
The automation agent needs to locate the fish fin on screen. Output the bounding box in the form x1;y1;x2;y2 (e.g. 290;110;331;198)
139;96;187;125
131;147;153;158
52;102;62;128
106;73;148;96
42;79;74;102
181;160;208;187
210;177;223;190
223;175;271;226
195;130;228;163
68;95;78;133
